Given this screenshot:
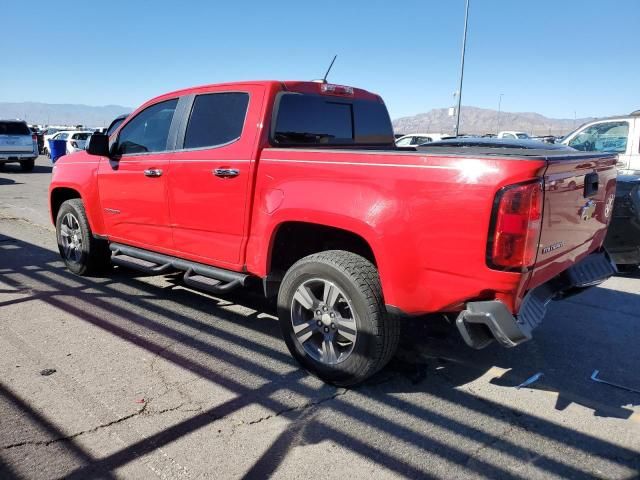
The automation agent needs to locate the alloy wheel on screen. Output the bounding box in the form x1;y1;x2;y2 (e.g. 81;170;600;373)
60;213;83;263
290;278;358;365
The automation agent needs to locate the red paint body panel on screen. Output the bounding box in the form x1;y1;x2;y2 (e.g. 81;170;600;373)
167;84;267;268
49;154;106;235
49;80;617;317
97;153;174;250
246;149;546;314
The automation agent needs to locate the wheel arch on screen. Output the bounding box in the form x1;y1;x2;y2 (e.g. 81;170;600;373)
50;186;105;235
260;220;381;299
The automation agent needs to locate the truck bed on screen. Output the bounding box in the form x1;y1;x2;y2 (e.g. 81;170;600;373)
257;143;617;314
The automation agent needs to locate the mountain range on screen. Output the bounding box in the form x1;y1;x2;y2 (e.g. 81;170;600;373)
392;106;598;136
0;101;602;136
0;102;132;127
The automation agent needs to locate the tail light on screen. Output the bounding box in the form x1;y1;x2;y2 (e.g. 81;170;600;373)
487;180;543;271
32;134;37;142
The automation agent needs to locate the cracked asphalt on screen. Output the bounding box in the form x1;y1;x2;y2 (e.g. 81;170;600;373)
1;157;639;479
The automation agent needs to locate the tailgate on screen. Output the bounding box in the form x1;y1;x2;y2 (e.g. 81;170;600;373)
0;134;33;153
528;153;618;289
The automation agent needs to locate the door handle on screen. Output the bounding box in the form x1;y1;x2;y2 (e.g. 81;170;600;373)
144;168;163;177
213;168;240;178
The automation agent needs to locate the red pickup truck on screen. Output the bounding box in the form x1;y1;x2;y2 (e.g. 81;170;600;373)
49;80;618;386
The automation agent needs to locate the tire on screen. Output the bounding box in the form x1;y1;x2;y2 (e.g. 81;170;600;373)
278;250;400;386
55;199;111;275
20;160;35;172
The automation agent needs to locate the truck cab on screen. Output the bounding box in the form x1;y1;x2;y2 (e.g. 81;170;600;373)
561;112;640;174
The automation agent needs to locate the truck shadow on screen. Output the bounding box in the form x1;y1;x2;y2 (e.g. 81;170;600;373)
0;233;638;479
0;163;52;174
0;177;23;186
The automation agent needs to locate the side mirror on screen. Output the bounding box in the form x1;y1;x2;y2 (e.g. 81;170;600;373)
86;133;110;156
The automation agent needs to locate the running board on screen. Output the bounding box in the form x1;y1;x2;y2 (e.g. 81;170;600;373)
111;254;173;274
110;243;248;294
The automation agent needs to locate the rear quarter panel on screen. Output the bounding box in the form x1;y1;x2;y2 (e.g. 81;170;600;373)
247;149;546;315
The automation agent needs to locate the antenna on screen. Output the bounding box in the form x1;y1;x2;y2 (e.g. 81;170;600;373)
322;55;337;83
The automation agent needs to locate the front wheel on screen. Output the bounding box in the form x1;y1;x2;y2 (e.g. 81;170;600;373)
55;199;111;275
278;250;400;386
20;160;35;172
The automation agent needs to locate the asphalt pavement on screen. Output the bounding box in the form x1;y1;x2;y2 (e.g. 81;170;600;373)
0;157;639;479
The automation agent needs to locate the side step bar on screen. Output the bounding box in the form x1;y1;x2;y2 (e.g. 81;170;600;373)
110;243;249;294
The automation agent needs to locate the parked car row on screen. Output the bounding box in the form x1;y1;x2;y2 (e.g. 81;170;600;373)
46;130;93;158
395;131;562;146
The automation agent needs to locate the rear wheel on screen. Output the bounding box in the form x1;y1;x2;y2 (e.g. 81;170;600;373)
20;160;35;172
278;250;399;386
56;199;111;275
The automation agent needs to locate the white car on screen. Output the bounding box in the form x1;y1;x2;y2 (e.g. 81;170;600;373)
48;130;93;157
561;111;640;174
0;119;38;171
395;133;449;146
497;131;531;139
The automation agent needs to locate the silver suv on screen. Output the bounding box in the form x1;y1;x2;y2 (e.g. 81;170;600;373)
0;120;38;171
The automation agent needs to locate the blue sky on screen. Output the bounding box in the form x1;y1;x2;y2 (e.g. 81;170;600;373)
3;0;638;119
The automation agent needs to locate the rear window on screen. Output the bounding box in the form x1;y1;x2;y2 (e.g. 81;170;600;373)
0;122;31;136
272;93;394;146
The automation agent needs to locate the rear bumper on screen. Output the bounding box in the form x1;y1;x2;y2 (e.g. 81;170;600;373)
456;249;617;349
0;153;37;162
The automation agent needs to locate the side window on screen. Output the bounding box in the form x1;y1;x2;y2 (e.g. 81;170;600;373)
183;92;249;149
413;136;431;144
568;121;629;153
117;99;178;155
58;133;68;140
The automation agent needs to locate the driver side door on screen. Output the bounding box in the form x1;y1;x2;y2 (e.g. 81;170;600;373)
97;98;180;252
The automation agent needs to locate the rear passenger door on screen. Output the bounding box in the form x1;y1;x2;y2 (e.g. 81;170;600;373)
168;85;264;268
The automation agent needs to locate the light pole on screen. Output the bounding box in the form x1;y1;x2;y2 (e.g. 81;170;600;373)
496;93;504;135
454;0;470;137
